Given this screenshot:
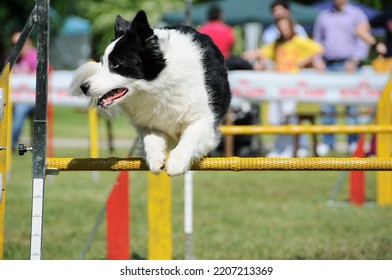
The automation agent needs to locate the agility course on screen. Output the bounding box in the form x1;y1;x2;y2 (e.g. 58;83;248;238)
1;0;392;260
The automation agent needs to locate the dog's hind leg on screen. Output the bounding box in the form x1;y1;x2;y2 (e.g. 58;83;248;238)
141;130;168;175
166;118;219;176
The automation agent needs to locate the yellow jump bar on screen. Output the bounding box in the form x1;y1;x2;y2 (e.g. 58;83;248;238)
220;124;392;135
46;157;392;172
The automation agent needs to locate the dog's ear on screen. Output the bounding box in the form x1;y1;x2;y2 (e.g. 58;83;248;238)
128;10;154;42
127;10;166;80
114;15;130;39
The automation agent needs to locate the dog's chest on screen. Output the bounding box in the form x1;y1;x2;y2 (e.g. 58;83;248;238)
121;97;190;140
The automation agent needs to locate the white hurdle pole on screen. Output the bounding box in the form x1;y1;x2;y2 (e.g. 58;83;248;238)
30;178;45;260
184;171;194;260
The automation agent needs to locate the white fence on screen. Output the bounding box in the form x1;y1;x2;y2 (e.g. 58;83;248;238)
10;70;390;106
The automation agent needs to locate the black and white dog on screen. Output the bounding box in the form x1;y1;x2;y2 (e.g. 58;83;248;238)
70;10;231;176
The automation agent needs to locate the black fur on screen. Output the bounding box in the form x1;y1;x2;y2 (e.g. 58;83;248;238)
111;11;230;124
167;25;231;125
110;11;166;80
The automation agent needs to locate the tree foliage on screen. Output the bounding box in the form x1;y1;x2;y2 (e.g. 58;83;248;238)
74;0;186;58
0;0;186;62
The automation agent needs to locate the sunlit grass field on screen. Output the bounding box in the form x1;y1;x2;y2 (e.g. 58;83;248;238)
3;107;392;260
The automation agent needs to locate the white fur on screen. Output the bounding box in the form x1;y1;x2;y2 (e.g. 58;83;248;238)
70;61;102;97
70;29;220;176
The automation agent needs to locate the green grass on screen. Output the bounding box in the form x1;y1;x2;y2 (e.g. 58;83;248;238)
3;107;392;260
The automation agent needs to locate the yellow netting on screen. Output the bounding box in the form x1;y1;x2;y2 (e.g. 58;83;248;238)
46;157;392;172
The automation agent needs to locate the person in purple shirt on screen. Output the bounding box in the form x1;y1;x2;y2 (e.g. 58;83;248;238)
312;0;370;155
10;32;37;151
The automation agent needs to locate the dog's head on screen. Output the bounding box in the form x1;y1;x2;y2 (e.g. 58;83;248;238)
76;10;166;109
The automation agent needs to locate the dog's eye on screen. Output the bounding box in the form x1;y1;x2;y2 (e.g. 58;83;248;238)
110;62;121;70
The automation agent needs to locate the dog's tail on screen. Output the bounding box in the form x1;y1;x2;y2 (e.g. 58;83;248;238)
69;61;101;96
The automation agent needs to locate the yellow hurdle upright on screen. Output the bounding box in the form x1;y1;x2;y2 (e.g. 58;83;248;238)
88;108;99;182
376;76;392;205
148;172;172;260
0;64;11;259
88;108;99;158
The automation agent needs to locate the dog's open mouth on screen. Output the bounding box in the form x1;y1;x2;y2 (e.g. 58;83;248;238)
97;88;128;108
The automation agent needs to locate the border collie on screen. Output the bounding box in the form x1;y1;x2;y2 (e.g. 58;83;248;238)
69;10;231;176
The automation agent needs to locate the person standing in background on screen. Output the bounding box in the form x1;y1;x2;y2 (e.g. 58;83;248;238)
199;4;253;71
255;0;309;71
9;31;37;151
355;13;388;57
262;0;308;45
369;8;392;58
355;13;389;157
312;0;370;155
199;5;235;60
243;16;324;157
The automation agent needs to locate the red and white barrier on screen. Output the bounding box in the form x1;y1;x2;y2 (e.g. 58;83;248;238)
229;70;389;104
10;70;390;106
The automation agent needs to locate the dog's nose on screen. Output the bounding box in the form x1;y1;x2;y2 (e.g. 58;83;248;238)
80;82;90;95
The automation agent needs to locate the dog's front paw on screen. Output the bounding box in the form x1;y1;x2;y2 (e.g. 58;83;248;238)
146;153;166;175
165;149;192;176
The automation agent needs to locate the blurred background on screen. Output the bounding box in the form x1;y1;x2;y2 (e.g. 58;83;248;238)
0;0;388;70
2;0;392;260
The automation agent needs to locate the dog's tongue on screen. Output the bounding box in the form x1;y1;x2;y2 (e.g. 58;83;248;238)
98;88;128;107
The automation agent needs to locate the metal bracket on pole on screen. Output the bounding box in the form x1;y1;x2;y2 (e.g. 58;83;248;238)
45;168;59;176
18;144;33;155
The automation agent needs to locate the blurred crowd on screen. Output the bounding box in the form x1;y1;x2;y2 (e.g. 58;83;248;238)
3;0;391;158
199;0;392;158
